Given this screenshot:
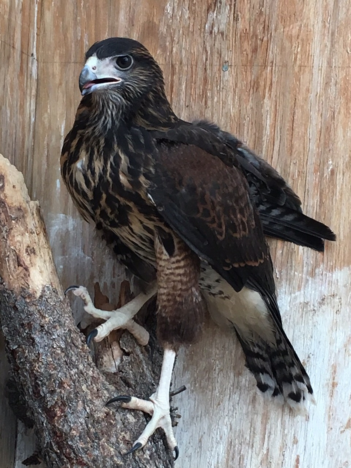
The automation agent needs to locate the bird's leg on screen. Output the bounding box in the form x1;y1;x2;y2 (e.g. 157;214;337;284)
107;348;179;458
65;284;157;343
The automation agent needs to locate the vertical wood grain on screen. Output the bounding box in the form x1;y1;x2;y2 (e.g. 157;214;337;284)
0;0;349;467
0;0;38;182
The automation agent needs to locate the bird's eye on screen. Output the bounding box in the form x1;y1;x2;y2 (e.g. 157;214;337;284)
115;55;133;70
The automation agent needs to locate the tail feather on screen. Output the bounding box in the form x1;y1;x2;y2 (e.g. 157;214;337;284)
263;223;325;251
234;324;313;408
259;204;336;252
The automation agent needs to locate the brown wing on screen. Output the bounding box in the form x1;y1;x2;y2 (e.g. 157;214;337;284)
197;121;335;250
151;121;336;251
149;142;271;293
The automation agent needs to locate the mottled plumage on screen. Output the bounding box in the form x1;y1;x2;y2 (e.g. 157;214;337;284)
61;37;335;454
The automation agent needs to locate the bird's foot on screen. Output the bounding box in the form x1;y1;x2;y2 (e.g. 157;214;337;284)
107;392;178;459
65;285;156;344
106;349;178;458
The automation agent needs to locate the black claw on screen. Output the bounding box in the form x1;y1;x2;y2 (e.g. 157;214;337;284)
86;329;98;345
170;385;186;397
106;395;132;406
64;285;80;295
174;446;179;460
124;442;143;456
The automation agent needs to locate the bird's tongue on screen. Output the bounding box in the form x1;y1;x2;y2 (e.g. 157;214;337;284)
84;78;120;89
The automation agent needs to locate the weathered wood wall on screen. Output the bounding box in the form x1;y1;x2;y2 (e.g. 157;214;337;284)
0;1;349;467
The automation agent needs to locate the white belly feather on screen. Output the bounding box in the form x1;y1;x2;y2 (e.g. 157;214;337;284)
200;265;275;344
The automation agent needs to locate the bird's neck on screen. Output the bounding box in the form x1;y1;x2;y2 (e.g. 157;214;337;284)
77;88;179;132
76;94;126;131
129;88;179;130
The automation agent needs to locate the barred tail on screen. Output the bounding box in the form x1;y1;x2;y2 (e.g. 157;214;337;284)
235;322;313;409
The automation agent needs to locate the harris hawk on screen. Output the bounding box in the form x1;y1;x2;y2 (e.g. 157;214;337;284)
61;38;335;456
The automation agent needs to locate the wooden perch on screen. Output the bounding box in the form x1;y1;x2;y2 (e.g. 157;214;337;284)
0;154;172;468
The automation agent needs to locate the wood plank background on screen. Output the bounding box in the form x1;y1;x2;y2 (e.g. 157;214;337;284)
0;1;349;467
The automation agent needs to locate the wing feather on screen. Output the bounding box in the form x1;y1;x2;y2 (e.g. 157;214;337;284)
150;121;335;251
149;142;272;294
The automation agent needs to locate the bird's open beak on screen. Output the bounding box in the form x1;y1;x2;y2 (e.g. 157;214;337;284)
79;65;121;96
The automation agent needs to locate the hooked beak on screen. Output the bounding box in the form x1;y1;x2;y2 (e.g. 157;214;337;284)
79;65;121;96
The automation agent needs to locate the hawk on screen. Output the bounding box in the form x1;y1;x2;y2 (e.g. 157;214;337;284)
61;38;335;456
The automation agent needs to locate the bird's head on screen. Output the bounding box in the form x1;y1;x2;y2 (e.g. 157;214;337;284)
79;37;176;126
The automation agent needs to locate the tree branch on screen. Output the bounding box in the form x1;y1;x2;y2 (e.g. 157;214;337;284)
0;155;172;468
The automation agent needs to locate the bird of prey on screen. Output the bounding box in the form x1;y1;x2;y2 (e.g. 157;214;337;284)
61;37;335;456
